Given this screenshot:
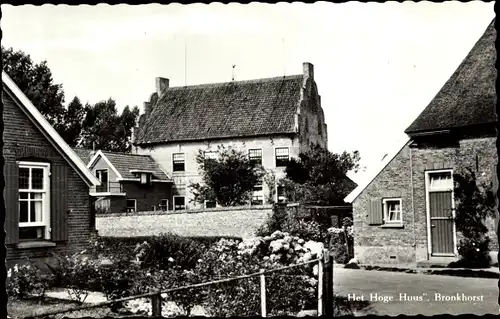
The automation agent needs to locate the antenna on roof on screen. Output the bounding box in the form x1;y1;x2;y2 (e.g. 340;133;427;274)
282;37;286;77
184;42;187;86
232;65;236;81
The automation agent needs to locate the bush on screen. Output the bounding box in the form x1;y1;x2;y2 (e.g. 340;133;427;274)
327;226;354;264
7;260;51;300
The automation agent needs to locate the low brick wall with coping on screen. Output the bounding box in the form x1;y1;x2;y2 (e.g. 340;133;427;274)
96;205;273;238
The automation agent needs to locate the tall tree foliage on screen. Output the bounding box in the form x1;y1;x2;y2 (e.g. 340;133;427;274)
2;46;66;131
2;46;140;151
79;99;140;152
280;144;360;205
189;145;265;206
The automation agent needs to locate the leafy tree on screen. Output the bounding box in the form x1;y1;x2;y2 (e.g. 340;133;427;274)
280;144;360;205
189;145;265;206
452;167;496;268
2;46;66;131
79;99;140;152
59;96;86;147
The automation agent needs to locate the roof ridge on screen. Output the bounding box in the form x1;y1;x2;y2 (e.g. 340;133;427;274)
101;150;152;157
164;74;303;92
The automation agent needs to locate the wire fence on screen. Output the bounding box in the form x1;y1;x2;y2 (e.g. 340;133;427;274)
29;258;327;318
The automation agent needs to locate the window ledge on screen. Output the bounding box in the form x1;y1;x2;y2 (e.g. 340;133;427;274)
16;241;56;249
381;224;404;229
380;224;404;228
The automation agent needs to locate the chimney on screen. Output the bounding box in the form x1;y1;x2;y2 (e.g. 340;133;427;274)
303;62;314;80
90;142;96;160
155;77;169;97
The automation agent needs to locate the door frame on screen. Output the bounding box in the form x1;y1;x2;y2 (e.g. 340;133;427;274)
425;169;457;257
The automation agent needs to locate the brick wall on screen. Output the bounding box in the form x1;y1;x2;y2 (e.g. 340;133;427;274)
96;205;272;238
3;92;92;263
352;135;498;266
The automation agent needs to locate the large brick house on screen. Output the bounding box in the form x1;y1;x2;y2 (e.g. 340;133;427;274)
344;19;497;267
132;62;328;209
73;148;173;213
3;71;100;265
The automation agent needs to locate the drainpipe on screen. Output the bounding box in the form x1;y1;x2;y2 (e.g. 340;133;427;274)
410;144;417;250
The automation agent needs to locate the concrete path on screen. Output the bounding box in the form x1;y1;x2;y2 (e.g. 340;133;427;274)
333;268;499;316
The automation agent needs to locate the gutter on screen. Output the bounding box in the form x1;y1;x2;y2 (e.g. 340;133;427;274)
410;144;416;248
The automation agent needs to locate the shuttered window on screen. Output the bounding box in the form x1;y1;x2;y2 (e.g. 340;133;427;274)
18;162;51;241
368;198;383;225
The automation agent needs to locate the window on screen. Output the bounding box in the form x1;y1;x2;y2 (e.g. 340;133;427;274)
126;199;137;213
251;185;264;205
277;185;287;203
173;153;185;172
249;149;262;165
205;200;217;208
140;173;151;185
96;169;109;192
160;199;168;211
18;162;50;240
174;196;186;210
383;198;402;224
204;151;217;165
429;172;453;191
275;147;290;167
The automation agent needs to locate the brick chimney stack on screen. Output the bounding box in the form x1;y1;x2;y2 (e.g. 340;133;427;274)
155;77;169;97
303;62;314;80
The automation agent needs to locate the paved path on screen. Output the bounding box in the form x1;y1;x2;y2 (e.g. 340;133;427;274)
333;268;499;316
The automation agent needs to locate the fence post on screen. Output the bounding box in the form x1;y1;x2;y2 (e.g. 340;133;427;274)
151;289;162;317
260;269;267;317
322;249;334;317
317;255;324;316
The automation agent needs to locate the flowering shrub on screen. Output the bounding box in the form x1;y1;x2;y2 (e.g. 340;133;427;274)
7;260;50;300
327;226;353;264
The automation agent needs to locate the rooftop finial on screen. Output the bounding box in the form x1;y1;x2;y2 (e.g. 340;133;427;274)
232;65;236;81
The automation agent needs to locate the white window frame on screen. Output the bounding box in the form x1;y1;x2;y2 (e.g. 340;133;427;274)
248;148;263;165
140;172;151;185
425;169;457;256
95;168;109;192
18;161;51;240
382;198;403;224
126;199;137;213
173;153;185;172
251;184;264;205
274;147;290;167
173;196;186;211
160;199;169;211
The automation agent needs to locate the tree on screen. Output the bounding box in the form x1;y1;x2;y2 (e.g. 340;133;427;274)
60;96;86;147
452;167;496;268
188;145;265;206
280;144;360;205
2;46;66;131
79;99;140;152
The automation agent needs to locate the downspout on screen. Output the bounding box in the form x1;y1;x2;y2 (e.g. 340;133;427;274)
410;143;417;249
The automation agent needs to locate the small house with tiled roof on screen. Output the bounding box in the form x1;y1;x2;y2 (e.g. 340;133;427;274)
344;19;497;267
3;71;100;267
132;62;328;209
74;148;173;213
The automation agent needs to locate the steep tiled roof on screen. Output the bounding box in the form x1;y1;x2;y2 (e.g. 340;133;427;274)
405;19;497;135
74;148;170;181
134;75;303;144
100;152;170;180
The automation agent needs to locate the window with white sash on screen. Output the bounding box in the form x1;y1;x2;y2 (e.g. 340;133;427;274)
18;162;51;240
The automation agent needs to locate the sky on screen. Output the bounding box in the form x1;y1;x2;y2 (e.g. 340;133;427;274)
0;2;495;185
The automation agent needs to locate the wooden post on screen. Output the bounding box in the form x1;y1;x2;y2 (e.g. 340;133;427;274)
322;249;334;317
317;256;324;316
151;290;162;317
260;269;267;317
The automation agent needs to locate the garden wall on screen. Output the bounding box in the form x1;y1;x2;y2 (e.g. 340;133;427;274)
95;205;273;238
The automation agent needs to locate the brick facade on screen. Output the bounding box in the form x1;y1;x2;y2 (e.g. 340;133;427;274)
3;92;92;264
352;134;498;266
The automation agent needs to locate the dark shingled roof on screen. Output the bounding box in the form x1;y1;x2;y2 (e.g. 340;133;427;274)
405;19;497;135
135;75;304;144
100;151;170;180
73;147;170;180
